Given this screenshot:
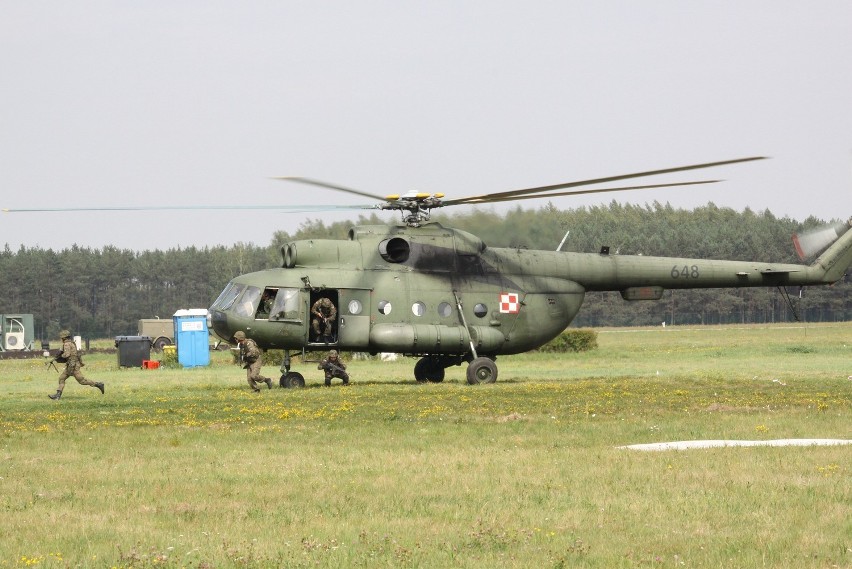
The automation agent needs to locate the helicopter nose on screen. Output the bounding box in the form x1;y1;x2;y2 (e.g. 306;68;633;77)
208;310;233;342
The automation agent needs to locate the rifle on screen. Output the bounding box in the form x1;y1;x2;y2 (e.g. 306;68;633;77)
306;359;347;375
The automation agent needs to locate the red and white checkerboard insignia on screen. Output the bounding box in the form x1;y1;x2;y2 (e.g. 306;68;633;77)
499;292;520;314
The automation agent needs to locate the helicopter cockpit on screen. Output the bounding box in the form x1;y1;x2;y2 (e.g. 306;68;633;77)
210;282;302;340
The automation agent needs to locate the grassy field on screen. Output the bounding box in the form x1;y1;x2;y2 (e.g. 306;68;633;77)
1;323;850;568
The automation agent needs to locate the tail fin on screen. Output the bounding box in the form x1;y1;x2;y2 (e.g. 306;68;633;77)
810;218;852;282
793;221;849;260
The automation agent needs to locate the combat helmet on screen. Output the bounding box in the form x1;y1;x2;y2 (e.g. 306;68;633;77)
233;331;246;341
328;349;338;357
59;329;71;339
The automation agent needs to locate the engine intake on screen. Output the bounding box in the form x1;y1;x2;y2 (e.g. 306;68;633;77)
379;237;410;263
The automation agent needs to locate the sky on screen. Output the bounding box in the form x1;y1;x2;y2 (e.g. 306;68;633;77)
2;1;851;252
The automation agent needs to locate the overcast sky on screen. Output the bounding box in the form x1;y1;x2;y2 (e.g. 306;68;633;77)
2;1;851;252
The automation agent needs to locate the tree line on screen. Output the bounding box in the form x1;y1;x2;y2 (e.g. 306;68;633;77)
1;202;848;341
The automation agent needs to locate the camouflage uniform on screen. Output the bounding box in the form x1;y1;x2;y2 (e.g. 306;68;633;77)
49;331;104;400
235;331;272;392
310;297;337;341
318;350;349;386
257;293;273;318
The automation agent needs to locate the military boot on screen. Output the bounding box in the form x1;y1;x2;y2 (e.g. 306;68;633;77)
48;390;62;400
265;378;272;389
95;382;105;394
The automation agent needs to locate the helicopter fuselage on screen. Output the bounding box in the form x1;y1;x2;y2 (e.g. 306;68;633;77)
209;223;586;358
209;220;852;369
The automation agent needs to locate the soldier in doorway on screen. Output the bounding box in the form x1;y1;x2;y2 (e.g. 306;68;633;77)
48;330;104;400
318;349;349;386
234;331;272;392
310;297;337;342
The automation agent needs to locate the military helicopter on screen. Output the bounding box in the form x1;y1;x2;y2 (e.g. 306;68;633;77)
6;157;851;386
202;157;852;387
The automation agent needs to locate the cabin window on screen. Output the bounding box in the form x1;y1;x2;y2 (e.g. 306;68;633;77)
348;299;363;315
233;286;261;318
211;282;245;311
437;302;452;318
474;303;488;318
378;300;392;315
412;302;426;317
269;288;301;321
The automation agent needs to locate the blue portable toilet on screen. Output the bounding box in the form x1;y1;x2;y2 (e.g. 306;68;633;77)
173;309;210;367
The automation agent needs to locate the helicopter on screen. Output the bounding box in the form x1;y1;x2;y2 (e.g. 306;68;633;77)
203;157;852;387
5;157;851;386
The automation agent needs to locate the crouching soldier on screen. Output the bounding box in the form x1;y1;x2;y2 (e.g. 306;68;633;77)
318;350;349;386
234;331;272;392
48;330;104;400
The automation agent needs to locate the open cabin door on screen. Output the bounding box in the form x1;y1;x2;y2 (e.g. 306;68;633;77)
307;288;371;349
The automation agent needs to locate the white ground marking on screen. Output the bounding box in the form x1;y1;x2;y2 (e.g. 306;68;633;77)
619;439;852;451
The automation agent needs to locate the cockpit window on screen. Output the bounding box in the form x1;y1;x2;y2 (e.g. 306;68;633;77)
211;282;245;311
269;288;301;321
233;286;262;318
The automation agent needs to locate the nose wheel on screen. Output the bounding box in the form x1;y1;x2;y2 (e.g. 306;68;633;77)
280;371;306;388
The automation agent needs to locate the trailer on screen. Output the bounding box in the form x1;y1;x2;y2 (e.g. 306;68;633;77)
137;318;173;352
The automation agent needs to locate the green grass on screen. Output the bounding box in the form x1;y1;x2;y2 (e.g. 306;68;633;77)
1;323;850;568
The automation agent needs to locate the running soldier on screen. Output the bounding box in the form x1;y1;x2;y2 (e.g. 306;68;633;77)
48;330;104;400
234;331;272;392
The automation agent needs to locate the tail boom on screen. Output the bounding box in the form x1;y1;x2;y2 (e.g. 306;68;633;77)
571;218;852;292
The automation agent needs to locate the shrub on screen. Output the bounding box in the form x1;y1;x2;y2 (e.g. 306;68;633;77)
160;345;179;368
538;329;598;353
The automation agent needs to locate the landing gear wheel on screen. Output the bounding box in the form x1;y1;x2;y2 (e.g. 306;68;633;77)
280;372;306;388
414;357;445;383
466;357;497;385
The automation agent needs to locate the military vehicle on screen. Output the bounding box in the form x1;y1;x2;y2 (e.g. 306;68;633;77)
0;314;34;351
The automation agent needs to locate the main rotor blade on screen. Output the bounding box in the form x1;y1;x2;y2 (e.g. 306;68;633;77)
273;176;389;201
2;204;374;213
453;180;721;205
441;156;767;206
